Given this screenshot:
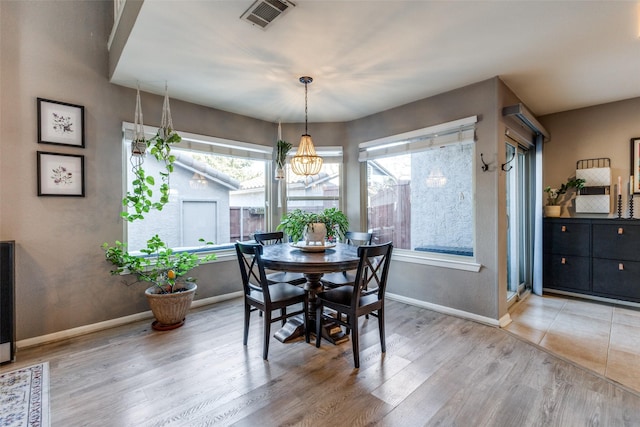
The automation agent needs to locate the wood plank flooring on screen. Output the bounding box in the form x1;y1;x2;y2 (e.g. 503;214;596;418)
4;298;640;426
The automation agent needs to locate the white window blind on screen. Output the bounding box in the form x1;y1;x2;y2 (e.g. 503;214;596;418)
358;116;477;162
122;122;273;161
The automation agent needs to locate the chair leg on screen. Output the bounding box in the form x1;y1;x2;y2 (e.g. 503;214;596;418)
263;310;271;360
345;315;351;335
315;303;323;348
281;308;286;326
378;307;386;353
304;297;310;344
243;303;251;346
351;317;360;369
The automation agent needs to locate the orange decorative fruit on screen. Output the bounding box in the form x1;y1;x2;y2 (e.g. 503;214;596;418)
167;269;176;279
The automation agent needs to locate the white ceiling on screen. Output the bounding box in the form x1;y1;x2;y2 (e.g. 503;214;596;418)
110;0;640;124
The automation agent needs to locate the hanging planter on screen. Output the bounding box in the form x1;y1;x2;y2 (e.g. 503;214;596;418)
131;139;147;156
121;84;181;222
275;139;291;180
131;87;147;158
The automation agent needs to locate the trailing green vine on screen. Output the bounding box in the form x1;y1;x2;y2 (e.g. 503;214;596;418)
121;129;181;222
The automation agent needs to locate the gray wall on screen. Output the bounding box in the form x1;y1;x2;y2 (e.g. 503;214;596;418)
0;1;272;339
6;1;626;342
539;97;640;218
346;79;508;321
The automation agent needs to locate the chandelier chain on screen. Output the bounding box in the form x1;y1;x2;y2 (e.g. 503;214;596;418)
304;79;308;134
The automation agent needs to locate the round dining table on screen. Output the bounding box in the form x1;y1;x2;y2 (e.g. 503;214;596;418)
259;242;361;344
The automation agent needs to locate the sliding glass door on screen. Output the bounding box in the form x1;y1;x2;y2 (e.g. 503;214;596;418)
506;141;533;304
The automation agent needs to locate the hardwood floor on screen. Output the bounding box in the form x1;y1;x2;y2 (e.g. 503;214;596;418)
4;298;640;426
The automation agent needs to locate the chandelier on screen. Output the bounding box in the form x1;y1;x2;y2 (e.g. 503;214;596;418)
290;76;323;176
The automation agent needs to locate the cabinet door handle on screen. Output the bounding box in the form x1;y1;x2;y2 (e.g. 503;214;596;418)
619;263;624;271
618;227;624;235
561;226;566;232
561;257;566;264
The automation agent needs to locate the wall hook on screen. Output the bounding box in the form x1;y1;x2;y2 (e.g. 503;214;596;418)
501;152;515;172
480;153;489;172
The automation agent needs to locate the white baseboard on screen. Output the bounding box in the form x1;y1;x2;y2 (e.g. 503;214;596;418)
499;313;513;327
385;292;501;327
16;291;243;349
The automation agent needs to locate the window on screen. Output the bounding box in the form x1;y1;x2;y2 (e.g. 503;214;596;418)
360;116;476;258
122;123;271;252
284;147;343;215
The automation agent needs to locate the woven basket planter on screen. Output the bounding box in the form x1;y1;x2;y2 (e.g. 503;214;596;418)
145;282;197;330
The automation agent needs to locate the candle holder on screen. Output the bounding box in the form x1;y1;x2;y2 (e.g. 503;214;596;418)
630;195;635;219
617;194;623;219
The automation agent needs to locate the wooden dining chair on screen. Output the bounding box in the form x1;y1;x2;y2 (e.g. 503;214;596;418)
320;231;373;289
315;242;393;368
235;241;309;360
254;231;307;286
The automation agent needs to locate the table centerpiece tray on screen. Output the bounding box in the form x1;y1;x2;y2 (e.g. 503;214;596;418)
290;242;337;252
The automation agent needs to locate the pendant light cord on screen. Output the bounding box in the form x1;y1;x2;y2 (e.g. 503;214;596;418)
304;79;308;135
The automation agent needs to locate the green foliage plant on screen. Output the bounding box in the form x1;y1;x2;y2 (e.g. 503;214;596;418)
102;234;216;294
277;208;349;243
121;128;181;222
275;139;292;169
544;178;586;206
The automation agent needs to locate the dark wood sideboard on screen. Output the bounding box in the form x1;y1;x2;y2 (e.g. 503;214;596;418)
544;218;640;303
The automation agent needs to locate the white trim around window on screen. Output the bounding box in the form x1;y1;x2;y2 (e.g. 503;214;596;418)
122;122;273;161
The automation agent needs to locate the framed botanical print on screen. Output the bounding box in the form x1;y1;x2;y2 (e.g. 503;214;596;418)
37;151;85;197
632;137;640;195
37;98;85;148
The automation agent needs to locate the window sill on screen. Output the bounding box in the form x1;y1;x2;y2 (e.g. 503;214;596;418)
392;249;481;272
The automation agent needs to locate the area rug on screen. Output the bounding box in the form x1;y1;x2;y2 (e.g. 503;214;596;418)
0;362;50;427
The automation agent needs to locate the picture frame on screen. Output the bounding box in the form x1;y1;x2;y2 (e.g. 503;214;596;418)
37;151;85;197
37;98;85;148
632;137;640;195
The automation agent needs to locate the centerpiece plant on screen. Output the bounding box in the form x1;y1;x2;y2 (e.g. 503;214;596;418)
277;207;349;243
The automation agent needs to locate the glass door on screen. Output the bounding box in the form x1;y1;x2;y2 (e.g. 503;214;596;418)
506;142;532;304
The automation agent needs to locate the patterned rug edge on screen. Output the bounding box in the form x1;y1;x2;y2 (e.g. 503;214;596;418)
0;362;50;427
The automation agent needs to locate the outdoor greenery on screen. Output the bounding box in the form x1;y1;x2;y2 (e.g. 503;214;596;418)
102;234;216;294
277;207;349;243
544;178;586;206
191;152;263;182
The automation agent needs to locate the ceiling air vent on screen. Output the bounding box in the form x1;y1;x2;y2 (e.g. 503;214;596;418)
240;0;295;30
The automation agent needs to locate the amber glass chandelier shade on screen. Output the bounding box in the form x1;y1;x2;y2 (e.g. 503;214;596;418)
291;134;323;176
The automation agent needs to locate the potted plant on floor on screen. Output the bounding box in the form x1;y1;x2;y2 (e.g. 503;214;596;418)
277;207;349;245
102;235;216;330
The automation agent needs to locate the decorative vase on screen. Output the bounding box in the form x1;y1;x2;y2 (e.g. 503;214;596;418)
144;282;197;330
544;205;561;217
304;222;327;245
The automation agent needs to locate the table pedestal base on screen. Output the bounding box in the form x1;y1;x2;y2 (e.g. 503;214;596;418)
274;316;348;345
274;317;304;343
273;271;350;345
321;321;349;345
